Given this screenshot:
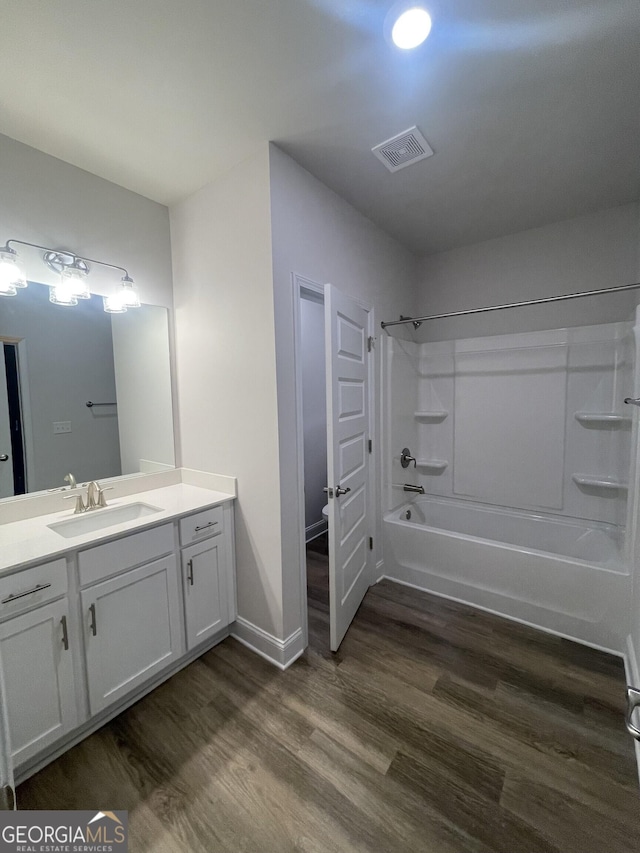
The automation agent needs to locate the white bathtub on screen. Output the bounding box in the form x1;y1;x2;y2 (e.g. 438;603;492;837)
383;496;630;652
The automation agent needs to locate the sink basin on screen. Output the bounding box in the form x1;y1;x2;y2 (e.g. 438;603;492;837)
48;502;163;539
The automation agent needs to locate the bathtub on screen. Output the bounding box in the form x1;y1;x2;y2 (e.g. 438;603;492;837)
382;496;630;652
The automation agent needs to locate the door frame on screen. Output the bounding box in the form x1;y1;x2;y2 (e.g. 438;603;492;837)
292;273;377;652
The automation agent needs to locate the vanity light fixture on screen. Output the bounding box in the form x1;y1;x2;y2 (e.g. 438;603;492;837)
0;239;140;313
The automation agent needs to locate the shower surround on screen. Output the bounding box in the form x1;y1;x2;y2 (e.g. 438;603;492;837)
383;319;636;652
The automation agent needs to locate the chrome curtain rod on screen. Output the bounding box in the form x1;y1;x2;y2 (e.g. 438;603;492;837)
380;281;640;329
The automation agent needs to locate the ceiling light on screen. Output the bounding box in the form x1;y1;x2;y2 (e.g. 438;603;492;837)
391;7;432;49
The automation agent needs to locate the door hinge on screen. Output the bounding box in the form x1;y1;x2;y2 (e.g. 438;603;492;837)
368;439;372;454
369;537;373;551
367;335;375;352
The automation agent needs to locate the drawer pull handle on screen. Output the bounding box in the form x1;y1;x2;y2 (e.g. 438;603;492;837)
1;582;51;605
61;615;69;651
89;603;97;637
187;559;194;586
194;521;217;532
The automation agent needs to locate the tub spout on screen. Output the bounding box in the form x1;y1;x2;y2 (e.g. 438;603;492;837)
404;484;425;494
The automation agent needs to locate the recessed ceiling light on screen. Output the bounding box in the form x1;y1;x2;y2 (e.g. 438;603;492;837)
391;7;432;50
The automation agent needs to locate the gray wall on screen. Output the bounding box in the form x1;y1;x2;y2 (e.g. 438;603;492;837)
0;283;120;491
269;143;419;637
0;134;173;308
414;204;640;342
300;295;327;538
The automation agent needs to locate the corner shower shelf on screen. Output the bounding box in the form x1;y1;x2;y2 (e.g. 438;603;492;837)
414;411;448;421
575;412;631;426
572;474;628;491
415;459;448;472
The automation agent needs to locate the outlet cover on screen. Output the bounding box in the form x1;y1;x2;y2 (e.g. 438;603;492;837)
53;421;72;434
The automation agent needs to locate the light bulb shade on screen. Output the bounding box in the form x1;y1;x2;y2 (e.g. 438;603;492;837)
61;266;90;299
103;294;127;314
119;276;140;308
0;250;27;290
49;285;78;307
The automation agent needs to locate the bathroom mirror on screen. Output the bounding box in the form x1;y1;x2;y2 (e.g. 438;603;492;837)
0;281;175;499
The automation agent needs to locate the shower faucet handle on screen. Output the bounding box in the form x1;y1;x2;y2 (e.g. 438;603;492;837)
400;448;417;469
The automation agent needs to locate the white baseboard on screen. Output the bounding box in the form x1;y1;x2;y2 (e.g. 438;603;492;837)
625;634;640;787
231;617;305;670
375;559;385;585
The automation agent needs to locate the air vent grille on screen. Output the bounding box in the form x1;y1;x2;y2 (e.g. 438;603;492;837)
372;126;434;173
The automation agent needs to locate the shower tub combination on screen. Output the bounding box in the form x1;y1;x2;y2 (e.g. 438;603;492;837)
383;496;630;652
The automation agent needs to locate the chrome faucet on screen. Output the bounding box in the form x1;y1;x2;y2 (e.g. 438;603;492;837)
64;472;77;489
86;481;113;510
403;484;425;494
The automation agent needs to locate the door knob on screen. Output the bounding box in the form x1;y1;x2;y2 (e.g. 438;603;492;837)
626;686;640;741
323;486;334;498
335;486;351;496
0;454;8;462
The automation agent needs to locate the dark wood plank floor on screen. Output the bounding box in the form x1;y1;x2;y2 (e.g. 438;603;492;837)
19;534;640;851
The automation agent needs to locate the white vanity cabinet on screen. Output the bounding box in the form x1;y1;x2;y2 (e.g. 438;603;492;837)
182;539;228;650
82;555;182;715
0;561;78;766
0;490;236;782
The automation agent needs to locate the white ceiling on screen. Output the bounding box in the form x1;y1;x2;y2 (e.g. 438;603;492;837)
1;0;638;254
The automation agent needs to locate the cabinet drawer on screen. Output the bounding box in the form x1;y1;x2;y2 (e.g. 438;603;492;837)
179;506;223;546
78;523;174;587
0;560;67;620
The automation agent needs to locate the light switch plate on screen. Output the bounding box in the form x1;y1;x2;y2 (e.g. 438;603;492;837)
53;421;72;434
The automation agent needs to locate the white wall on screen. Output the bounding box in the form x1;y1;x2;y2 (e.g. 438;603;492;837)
0;134;173;308
416;204;640;342
300;295;327;539
170;148;286;638
269;144;419;637
111;306;175;474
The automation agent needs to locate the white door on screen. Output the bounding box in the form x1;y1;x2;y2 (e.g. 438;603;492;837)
0;347;13;500
0;600;77;767
324;284;373;651
182;538;228;650
82;556;181;715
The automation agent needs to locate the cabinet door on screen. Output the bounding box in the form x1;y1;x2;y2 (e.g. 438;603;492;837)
182;539;229;650
0;599;77;766
82;556;181;716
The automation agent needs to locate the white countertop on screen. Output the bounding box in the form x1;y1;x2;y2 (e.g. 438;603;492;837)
0;483;235;574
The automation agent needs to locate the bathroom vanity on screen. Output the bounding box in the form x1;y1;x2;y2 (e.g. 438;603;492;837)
0;477;236;782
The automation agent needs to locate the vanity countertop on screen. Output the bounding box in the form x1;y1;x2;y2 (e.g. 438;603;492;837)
0;483;235;574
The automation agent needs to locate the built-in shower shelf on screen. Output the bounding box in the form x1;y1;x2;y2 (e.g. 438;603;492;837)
414;411;448;421
575;412;631;426
416;459;448;471
572;474;628;491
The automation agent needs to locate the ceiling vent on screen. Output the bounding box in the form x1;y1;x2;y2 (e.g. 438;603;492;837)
372;126;434;173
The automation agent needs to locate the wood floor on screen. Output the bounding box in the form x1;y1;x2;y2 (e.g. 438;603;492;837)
19;535;640;852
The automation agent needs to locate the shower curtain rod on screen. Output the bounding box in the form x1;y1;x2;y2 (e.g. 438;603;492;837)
380;281;640;329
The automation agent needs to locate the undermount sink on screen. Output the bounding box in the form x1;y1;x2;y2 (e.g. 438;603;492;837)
47;502;163;539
